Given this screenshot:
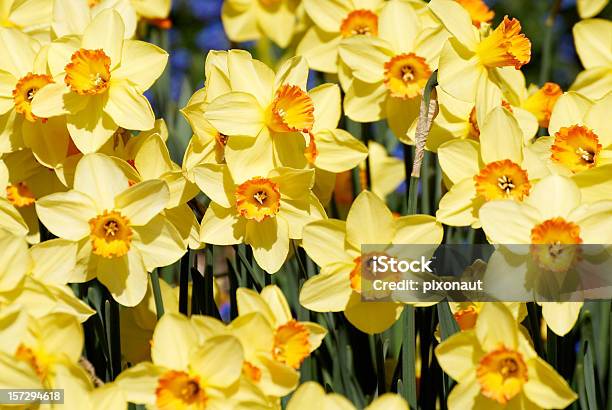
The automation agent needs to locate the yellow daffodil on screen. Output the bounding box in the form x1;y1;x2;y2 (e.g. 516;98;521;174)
237;285;327;369
288;381;410;410
297;0;385;73
522;82;563;129
31;9;168;153
222;0;300;48
436;107;535;227
436;303;576;408
338;0;443;138
480;175;612;335
52;0;172;39
300;190;443;334
195;164;325;273
117;312;267;409
570;19;612;100
455;0;494;28
448;301;526;331
0;308;94;407
577;0;609;18
204;50;343;182
0;0;52;41
1;149;67;244
367;141;405;200
429;0;532;127
35;153;185;306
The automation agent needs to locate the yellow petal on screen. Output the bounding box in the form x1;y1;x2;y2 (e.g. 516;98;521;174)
260;285;293;325
302;0;350;32
548;91;592;136
379;0;419;53
436;178;480;227
479;200;540;243
82;9;124;69
346;190;394;246
338;36;391;83
112;40;168;92
151;312;198;369
287;382;328;410
435;330;481;381
224;131;274;183
74;153;130;210
200;202;245;245
428;0;478;50
296;27;341;74
525;175;581;220
302;219;351;267
190;335;243;388
35;190;96;240
479;106;523;164
570;66;612;100
246;217;289;274
227;49;273;106
573;164;612;203
133;215;186;271
51;0;89;37
523;357;577;408
256;0;296;48
105;82;155;131
192;164;235;208
309;83;341;131
344;79;387;122
115;180;169;226
30;83;83;118
299;262;353;312
394;214;443;244
366;394;409;410
344;292;403;334
29;239;77;285
438;139;482;184
569;201;612;243
540;302;582;336
269;167;314;199
314;129;368;173
577;0;609;19
237;287;276;325
0;28;37;78
205;91;264;137
437;39;481;103
67;97;118;153
475;302;518;350
96;250;148;306
274;56;309;91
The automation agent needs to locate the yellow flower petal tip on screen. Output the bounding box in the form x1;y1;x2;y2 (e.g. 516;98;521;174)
477;16;531;69
65;49;112;95
551;125;601;173
12;73;54;122
474;159;531;201
155;370;208;410
340;9;379;38
89;210;133;258
383;53;432;99
235;177;281;222
477;346;528;405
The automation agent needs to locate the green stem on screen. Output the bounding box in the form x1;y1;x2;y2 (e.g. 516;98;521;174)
150;269;165;319
401;306;417;408
539;0;562;85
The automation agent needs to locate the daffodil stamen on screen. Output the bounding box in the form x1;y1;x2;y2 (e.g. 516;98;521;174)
476;16;531;69
235;177;281;222
474;160;531;201
272;320;310;369
456;0;495;27
65;49;112;95
551;125;601;173
15;344;48;381
12;73;54;122
383;53;431;99
530;217;583;272
6;182;36;207
267;85;315;133
476;346;528;404
340;9;379;38
155;370;208;410
89;210;133;258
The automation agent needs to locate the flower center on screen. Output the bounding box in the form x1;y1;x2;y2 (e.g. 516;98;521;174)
267;85;315;133
12;73;54;122
474;160;531;201
551;125;601;173
235;177;281;222
242;361;262;383
65;49;111;95
272;320;310;369
383;53;431;100
6;182;36;207
476;16;531;69
530;218;582;272
453;305;479;331
468;101;512;139
156;370;207;410
456;0;494;27
522;82;562;128
340;9;379;38
89;210;133;258
476;346;528;404
15;344;48;381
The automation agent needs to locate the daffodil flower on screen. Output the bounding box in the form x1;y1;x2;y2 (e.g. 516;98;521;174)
0;0;52;42
577;0;609;18
436;107;534;227
35;153;185;306
31;9;168;153
367;141;405;200
300;190;443;334
455;0;494;28
447;301;527;332
194;164;325;273
570;19;612;99
436;303;576;408
297;0;385;73
429;0;532;127
288;381;410;410
117;313;266;409
522;82;563;129
52;0;172;39
222;0;299;48
338;0;444;138
479;175;612;335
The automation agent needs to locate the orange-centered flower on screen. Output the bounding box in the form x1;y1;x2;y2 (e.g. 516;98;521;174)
453;305;479;331
456;0;494;27
12;73;54;122
272;320;310;369
155;370;208;410
530;217;583;272
476;346;528;404
551;125;601;173
474;160;531;201
6;182;36;207
267;85;315;133
383;53;431;99
476;16;531;69
89;210;133;258
235;177;281;222
522;82;562;128
65;49;112;95
340;9;379;38
15;344;49;381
